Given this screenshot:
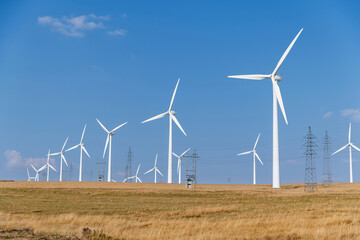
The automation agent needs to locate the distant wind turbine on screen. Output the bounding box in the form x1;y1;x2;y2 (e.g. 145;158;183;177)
142;78;187;183
123;164;142;183
332;123;360;183
27;168;36;181
228;28;303;188
31;164;46;182
43;150;57;181
97;119;128;182
237;134;264;185
49;138;69;182
144;154;163;183
172;148;190;184
66;124;91;182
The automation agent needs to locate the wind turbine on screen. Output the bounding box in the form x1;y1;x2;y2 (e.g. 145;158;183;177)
27;168;36;181
142;78;187;183
45;149;56;182
172;148;190;184
31;164;46;182
96;119;128;182
237;134;264;185
49;138;68;182
123;164;142;183
66;124;91;182
144;154;163;183
332;123;360;183
228;28;303;189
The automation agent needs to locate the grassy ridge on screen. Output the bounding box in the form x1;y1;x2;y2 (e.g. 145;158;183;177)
0;182;359;239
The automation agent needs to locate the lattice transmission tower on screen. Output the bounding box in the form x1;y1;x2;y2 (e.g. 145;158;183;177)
322;130;333;186
304;126;318;192
125;147;133;182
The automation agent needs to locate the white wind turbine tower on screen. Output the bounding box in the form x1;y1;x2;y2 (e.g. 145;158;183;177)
27;168;36;181
237;134;264;185
49;138;69;182
96;119;128;182
31;164;47;182
142;78;187;183
172;148;190;184
43;150;57;181
144;154;163;183
123;164;142;183
332;123;360;183
66;124;91;182
228;28;303;189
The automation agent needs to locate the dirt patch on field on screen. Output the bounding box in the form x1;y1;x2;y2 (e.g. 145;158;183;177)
0;227;115;240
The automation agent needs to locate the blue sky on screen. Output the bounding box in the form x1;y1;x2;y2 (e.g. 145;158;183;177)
1;0;360;184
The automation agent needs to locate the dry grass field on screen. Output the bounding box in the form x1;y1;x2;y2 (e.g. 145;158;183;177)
0;182;360;239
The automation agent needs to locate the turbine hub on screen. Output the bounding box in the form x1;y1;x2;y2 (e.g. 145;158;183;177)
274;75;282;82
170;110;176;115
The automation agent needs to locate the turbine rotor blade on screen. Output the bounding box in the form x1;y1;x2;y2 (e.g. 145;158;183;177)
62;154;68;167
49;164;57;172
96;119;110;133
31;164;37;172
273;80;288;125
111;122;128;133
180;148;191;158
141;112;167;124
272;28;303;75
254;152;264;165
169;78;180;111
103;135;110;159
332;144;349;155
253;134;261;150
144;168;154;175
136;164;141;175
66;144;80;152
39;165;47;172
227;74;271;80
350;143;360;152
177;159;180;174
82;146;90;158
80;124;87;143
137;177;142;183
172;153;180;158
156;168;163;176
237;150;252;156
170;114;187;136
349;123;352;143
49;152;61;156
61;137;69;152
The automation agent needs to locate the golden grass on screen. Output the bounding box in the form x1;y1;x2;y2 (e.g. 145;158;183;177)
0;182;360;239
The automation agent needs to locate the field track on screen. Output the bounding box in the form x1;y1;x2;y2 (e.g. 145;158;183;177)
0;182;359;239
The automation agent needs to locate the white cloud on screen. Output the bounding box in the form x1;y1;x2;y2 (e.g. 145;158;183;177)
107;29;127;36
38;14;110;37
323;111;333;119
4;150;55;169
4;150;23;168
89;14;110;20
341;109;360;123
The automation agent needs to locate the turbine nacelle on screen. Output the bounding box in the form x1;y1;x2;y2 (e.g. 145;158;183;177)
170;110;176;115
274;74;282;82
